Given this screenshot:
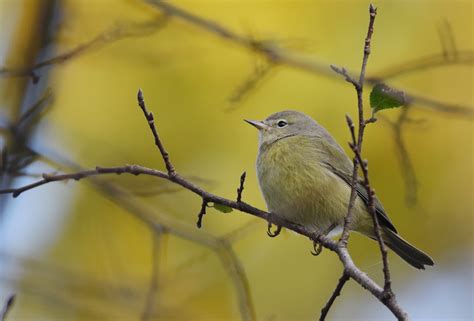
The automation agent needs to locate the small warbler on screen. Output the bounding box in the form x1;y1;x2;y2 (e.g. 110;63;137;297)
246;110;433;269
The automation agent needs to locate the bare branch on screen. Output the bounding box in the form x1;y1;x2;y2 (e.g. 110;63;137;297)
0;17;169;81
331;4;405;319
319;272;350;321
369;51;472;80
15;88;54;128
227;62;275;110
339;3;378;245
329;66;359;89
196;198;209;228
236;171;246;203
137;90;175;176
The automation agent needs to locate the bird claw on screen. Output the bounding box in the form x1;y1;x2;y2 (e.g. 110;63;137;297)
267;223;282;238
311;241;323;256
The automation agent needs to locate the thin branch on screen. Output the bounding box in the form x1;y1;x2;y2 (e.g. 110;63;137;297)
15;88;54;128
137;90;175;176
0;165;166;198
236;171;246;203
217;240;256;321
404;91;473;118
0;17;169;80
331;4;403;318
0;295;15;321
339;4;377;246
196;198;208;228
227;62;275;111
319;273;350;321
369;51;473;80
438;19;458;60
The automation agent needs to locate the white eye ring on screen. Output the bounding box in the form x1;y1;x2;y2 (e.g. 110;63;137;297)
277;119;288;128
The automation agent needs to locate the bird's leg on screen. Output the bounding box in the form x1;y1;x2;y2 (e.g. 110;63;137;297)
267;222;282;238
311;224;337;256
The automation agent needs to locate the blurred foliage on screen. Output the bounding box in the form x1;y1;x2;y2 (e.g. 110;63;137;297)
0;1;473;321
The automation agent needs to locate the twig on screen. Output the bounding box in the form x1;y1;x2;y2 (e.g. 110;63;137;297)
236;171;246;202
338;3;377;246
369;51;472;80
319;273;349;321
227;62;275;110
0;17;169;80
15;88;54;129
196;198;208;228
217;240;256;321
137;90;175;176
0;295;15;321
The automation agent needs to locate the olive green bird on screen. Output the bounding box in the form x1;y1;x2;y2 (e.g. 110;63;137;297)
245;110;434;269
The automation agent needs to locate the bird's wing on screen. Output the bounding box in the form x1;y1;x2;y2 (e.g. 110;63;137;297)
316;137;397;233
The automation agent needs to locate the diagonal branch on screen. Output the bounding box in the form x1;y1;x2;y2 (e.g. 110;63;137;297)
0;17;169;81
137;90;175;175
319;272;350;321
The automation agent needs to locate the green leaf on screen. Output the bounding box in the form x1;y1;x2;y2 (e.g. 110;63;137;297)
370;83;406;113
213;203;233;213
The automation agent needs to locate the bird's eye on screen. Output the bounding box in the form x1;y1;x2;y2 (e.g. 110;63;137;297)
277;120;288;128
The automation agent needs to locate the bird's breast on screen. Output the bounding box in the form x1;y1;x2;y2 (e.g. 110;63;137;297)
256;136;354;232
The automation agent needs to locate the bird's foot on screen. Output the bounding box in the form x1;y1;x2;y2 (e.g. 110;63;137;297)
267;222;282;238
311;241;323;256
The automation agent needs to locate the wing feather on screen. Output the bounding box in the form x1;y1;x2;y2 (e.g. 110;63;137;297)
314;136;397;233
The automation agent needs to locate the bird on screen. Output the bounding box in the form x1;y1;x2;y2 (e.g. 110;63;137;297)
245;110;434;269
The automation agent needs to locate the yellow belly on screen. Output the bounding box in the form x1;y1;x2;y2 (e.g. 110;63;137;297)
256;136;369;233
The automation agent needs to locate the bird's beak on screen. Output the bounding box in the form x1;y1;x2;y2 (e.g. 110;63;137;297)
244;119;269;130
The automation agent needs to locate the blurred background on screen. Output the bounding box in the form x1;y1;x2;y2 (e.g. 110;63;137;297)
0;1;472;320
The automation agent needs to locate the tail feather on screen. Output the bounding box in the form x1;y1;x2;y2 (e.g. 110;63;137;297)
383;228;434;270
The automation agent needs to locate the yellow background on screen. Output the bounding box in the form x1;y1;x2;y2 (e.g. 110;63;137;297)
0;1;472;320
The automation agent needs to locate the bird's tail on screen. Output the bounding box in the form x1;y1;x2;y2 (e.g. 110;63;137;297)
382;227;434;270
